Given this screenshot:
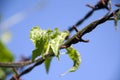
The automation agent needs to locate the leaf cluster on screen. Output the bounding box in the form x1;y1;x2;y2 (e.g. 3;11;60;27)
30;27;81;74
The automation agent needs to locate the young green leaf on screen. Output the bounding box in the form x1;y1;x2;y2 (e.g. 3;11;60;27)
30;26;42;45
61;46;81;76
30;27;51;61
44;57;52;73
50;28;69;58
32;48;41;61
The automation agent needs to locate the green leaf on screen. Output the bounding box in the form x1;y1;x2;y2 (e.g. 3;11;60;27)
30;27;50;61
32;48;41;61
30;26;42;45
50;28;69;58
44;57;52;73
0;41;14;62
67;46;81;72
61;46;81;76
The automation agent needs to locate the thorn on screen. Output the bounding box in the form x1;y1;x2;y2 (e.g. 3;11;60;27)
73;25;79;32
75;36;79;40
80;38;89;43
75;36;89;43
86;4;95;9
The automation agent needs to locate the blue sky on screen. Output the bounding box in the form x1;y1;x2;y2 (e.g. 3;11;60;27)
0;0;120;80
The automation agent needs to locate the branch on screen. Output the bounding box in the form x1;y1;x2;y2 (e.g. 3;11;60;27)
63;12;114;47
0;61;32;68
17;53;54;78
68;0;111;32
0;0;112;68
10;8;120;79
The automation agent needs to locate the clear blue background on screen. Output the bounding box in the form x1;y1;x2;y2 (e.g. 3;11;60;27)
0;0;120;80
